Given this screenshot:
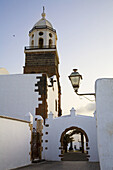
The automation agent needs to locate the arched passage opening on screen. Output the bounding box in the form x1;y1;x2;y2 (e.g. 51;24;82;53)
60;126;89;161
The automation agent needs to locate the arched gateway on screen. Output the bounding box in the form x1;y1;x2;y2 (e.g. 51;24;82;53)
60;126;89;161
42;108;99;162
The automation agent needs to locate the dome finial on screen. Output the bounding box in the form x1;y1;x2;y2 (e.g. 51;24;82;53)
42;6;46;19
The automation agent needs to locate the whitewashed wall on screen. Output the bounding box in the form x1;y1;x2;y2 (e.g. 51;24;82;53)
42;109;99;162
0;74;42;127
96;79;113;170
47;76;58;118
0;74;59;127
0;116;32;170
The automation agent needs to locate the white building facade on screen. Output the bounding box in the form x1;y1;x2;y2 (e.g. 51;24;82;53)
42;108;99;162
0;115;32;170
96;78;113;170
0;74;59;127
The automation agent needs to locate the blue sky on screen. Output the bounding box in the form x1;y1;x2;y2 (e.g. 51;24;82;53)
1;0;113;115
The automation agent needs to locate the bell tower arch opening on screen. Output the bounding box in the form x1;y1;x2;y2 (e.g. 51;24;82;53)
49;39;52;48
31;40;34;46
39;38;43;48
60;126;89;161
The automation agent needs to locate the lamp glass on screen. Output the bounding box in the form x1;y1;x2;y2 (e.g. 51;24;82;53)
70;76;81;91
69;69;82;92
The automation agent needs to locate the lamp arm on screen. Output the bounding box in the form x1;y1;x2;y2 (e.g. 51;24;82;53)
76;92;95;96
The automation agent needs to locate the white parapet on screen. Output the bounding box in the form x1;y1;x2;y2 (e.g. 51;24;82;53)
48;111;54;119
42;108;99;162
70;107;76;117
25;112;33;124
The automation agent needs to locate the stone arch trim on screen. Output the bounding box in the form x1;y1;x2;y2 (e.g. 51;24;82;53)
35;74;48;122
59;126;89;160
60;126;89;145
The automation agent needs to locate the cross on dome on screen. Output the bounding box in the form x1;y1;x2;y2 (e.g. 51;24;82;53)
31;7;54;31
43;6;45;13
42;6;46;19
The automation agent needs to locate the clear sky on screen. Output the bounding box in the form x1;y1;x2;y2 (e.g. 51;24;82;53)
0;0;113;116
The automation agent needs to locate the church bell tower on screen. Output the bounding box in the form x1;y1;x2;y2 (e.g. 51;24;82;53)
23;7;61;117
24;7;59;78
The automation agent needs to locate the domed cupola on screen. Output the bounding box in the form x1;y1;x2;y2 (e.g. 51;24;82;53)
29;7;57;48
33;10;53;28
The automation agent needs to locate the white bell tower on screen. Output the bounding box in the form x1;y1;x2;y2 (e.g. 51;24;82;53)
24;7;62;117
29;7;57;48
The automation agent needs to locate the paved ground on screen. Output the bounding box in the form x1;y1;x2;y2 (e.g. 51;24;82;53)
15;161;100;170
63;152;88;161
15;152;100;170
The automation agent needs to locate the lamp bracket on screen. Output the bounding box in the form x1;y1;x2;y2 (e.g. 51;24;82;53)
76;92;95;96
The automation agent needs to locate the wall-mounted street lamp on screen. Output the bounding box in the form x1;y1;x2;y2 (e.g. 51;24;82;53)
69;69;95;96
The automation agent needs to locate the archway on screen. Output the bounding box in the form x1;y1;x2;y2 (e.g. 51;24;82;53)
49;39;52;48
31;40;34;46
39;38;43;48
60;126;89;161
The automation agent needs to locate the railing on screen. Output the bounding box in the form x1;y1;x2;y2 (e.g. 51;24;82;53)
29;25;56;34
25;45;56;50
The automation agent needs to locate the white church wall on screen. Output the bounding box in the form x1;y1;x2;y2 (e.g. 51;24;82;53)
74;141;81;150
73;134;86;151
96;79;113;170
0;74;42;127
42;109;99;162
44;30;49;46
47;76;58;118
34;30;47;46
46;30;56;46
29;29;56;47
0;116;32;170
